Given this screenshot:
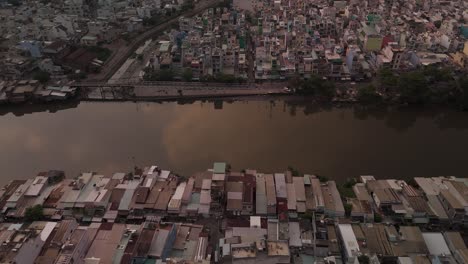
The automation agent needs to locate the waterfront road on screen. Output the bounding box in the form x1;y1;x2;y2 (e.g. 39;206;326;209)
84;82;290;101
87;0;220;82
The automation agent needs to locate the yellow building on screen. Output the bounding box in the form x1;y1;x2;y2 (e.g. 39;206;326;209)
464;41;468;56
451;52;465;68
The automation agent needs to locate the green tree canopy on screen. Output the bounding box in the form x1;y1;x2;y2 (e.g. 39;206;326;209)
296;75;336;100
357;84;382;104
182;68;193;81
457;76;468;110
344;203;353;217
33;70;50;83
358;255;370;264
398;71;429;104
378;68;398;88
25;205;44;222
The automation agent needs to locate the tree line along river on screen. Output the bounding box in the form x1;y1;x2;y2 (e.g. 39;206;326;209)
0;98;467;185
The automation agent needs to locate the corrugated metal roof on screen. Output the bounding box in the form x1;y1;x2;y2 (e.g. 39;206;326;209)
118;189;135;211
265;174;276;205
274;173;287;198
200;190;211;205
287;184;296;210
293;177;306;202
288;222;302;247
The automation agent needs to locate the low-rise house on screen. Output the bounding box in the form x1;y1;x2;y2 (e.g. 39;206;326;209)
84;223;126;264
398;226;428;255
293;177;306;213
443;231;467;264
226;181;243;216
147;224;177;260
54;226;99;264
265;174;277;215
367;180;401;213
337;224;360;264
167;182;186;214
255;174;267;215
321;181;345;218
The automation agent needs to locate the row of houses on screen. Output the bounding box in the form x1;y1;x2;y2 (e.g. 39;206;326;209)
0;219;209;264
337;223;468;264
0;163;467;263
0;80;77;104
349;175;468;228
1;164;466;228
217;214;468;264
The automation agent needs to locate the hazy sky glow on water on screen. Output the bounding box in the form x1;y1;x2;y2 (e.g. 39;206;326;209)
0;100;467;184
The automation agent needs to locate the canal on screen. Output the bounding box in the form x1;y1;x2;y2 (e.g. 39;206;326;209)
1;99;468;184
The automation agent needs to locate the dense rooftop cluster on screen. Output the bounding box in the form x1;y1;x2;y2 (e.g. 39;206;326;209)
143;8;249;81
0;0;192;81
2;0;467;86
0;163;466;263
246;0;468;80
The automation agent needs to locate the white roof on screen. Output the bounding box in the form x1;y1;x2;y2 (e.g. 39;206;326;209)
112;173;126;180
338;224;360;258
397;257;413;264
172;182;186;200
40;222;57;241
250;216;261;228
25;176;47;196
7;179;34;203
360;175;376;183
158;170;170;180
422;233;451;256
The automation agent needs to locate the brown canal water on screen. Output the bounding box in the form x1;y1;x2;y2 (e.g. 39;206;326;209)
0;99;467;184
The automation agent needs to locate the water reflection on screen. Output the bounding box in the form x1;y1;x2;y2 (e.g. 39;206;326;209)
0;99;467;184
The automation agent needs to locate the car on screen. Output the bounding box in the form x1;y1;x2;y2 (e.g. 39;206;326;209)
283;87;291;92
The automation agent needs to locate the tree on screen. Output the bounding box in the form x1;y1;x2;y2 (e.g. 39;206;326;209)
422;66;451;82
398;71;429;104
158;69;174;81
374;212;383;223
297;75;336;100
33;70;50;83
317;175;329;183
25;205;44;221
378;68;398;88
358;255;370;264
215;73;236;83
182;68;193;81
287;166;300;176
144;68;174;81
7;0;21;6
344;203;353;217
86;46;112;61
181;0;194;11
357;84;382;104
457;76;468;111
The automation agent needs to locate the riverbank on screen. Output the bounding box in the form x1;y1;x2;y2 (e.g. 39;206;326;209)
82;83;290;101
